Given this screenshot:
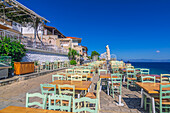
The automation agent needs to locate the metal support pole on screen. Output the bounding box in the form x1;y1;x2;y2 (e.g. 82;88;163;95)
116;95;124;106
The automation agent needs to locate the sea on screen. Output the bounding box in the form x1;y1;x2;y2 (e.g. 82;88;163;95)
130;62;170;75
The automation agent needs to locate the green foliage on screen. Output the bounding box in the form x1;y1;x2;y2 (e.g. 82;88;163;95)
70;60;77;65
68;48;79;60
91;51;100;59
87;56;91;59
0;37;27;68
34;61;39;66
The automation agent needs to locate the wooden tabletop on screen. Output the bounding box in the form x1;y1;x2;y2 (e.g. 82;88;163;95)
136;74;161;79
136;82;170;94
50;80;92;91
100;74;118;79
58;73;93;78
0;106;72;113
67;74;93;78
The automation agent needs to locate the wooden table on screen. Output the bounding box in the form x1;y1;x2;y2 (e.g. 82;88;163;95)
100;73;118;79
50;80;92;95
136;82;170;113
0;106;72;113
136;74;161;79
67;74;93;79
57;73;93;80
99;74;119;95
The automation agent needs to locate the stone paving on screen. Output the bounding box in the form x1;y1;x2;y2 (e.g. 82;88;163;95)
0;69;148;113
89;73;147;113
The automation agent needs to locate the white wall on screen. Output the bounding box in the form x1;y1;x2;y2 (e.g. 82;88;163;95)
22;24;43;34
22;50;69;64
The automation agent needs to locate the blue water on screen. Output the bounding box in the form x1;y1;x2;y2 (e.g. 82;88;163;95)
130;62;170;75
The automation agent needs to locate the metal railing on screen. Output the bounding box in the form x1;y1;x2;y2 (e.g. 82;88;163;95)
0;29;69;55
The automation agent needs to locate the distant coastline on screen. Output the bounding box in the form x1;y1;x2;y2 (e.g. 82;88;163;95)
121;59;170;62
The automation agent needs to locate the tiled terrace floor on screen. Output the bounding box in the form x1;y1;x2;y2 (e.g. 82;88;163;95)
90;73;147;113
0;69;148;113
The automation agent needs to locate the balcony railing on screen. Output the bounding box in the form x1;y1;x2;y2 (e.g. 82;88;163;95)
0;29;69;55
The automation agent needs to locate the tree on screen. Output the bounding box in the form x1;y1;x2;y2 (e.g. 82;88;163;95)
0;37;27;68
68;48;79;60
91;51;100;59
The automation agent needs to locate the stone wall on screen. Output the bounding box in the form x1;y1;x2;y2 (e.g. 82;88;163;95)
22;50;69;64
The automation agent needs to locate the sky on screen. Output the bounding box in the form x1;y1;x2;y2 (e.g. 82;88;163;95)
18;0;170;60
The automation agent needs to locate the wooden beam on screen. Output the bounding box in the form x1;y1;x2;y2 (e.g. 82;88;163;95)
0;6;14;10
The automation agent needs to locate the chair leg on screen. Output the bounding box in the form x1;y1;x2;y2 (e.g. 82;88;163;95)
144;95;147;111
127;80;129;89
112;87;114;98
119;86;121;95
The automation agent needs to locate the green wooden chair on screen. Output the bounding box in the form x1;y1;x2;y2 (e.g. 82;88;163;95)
160;74;170;83
141;76;156;112
52;75;64;82
85;80;101;110
40;84;56;95
66;69;74;74
141;76;156;83
26;93;47;109
135;68;141;74
112;68;119;73
98;69;107;76
71;75;83;81
45;61;50;70
110;73;122;98
126;69;137;89
48;94;72;112
80;74;88;81
73;97;98;113
82;69;91;74
54;61;58;69
140;68;150;75
58;84;75;98
155;84;170;113
74;69;82;74
98;69;107;88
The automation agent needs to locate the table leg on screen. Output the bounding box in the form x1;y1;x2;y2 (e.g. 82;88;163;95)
123;74;126;82
152;97;155;113
107;80;110;95
100;78;102;92
141;88;144;108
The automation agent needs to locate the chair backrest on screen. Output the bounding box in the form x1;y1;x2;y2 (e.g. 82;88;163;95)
160;74;170;83
112;68;119;73
71;74;82;81
82;69;91;74
52;75;63;82
66;69;74;74
126;69;136;78
98;69;107;76
81;73;88;81
135;68;141;74
159;84;170;113
73;97;98;113
26;93;47;109
74;69;82;74
58;84;75;98
141;76;156;83
140;69;149;75
111;74;122;85
40;84;56;95
48;94;72;112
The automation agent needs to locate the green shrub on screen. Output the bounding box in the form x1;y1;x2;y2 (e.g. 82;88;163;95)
0;37;27;68
70;60;77;65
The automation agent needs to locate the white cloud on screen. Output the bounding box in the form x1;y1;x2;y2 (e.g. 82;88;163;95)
156;50;160;53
